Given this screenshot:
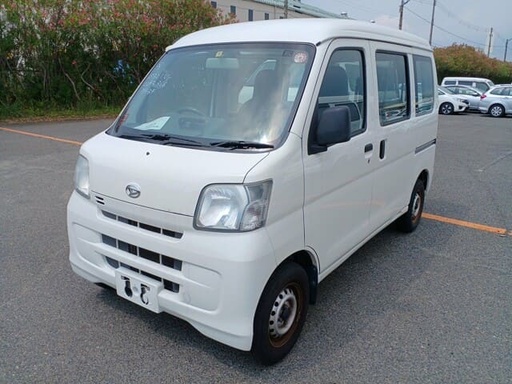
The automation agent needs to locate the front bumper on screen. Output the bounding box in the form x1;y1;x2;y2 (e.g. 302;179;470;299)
67;191;277;351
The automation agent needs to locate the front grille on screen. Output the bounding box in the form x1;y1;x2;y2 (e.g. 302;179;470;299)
102;234;182;271
101;210;183;239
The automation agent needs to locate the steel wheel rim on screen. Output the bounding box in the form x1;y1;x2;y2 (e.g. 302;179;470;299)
268;283;301;347
411;192;422;223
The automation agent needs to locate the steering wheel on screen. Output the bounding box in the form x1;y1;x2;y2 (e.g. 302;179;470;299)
176;107;205;117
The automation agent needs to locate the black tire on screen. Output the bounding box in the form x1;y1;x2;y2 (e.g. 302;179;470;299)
489;104;505;117
251;262;309;365
439;102;454;115
397;179;425;233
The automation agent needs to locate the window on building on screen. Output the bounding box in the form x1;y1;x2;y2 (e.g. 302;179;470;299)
210;1;217;8
248;9;253;21
230;5;236;15
264;13;270;20
376;52;410;125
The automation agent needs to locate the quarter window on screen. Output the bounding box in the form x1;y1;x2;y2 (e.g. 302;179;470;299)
376;52;410;125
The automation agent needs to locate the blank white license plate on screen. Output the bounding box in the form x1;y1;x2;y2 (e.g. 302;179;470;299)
115;268;163;313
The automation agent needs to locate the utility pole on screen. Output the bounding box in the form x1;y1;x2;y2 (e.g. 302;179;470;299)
487;27;493;57
284;0;288;19
398;0;410;30
505;38;511;62
428;0;436;45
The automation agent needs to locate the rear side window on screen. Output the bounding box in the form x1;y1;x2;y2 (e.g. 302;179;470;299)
444;80;456;85
413;55;435;116
491;87;512;96
376;52;410;125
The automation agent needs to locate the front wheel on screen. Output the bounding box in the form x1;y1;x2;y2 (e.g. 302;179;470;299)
251;262;309;365
397;179;425;233
439;102;454;115
489;104;505;117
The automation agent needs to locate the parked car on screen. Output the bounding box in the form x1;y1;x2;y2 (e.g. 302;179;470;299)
443;84;482;111
441;77;495;93
479;85;512;117
437;86;468;114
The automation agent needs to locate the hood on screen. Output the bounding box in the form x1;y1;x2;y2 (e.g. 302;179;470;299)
81;132;268;216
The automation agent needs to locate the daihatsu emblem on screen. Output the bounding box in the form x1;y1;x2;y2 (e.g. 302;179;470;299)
125;183;141;198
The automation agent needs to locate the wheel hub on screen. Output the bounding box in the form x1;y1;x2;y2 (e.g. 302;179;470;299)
268;287;297;338
411;192;421;221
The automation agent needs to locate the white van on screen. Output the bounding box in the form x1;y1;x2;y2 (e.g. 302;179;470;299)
441;76;494;93
68;19;438;365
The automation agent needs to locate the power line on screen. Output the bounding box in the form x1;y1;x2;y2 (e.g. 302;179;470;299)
404;6;486;48
435;1;489;33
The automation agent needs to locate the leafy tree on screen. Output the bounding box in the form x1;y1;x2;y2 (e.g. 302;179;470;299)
434;44;512;84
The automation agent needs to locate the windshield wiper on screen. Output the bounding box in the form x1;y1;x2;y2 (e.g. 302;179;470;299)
210;140;274;149
119;133;204;147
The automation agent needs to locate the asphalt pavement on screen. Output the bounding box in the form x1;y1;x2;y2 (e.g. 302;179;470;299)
0;114;511;383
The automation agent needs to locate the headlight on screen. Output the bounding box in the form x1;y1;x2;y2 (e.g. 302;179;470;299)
194;181;272;232
74;155;90;199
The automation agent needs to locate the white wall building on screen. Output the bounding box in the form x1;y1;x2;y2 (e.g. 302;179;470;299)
210;0;349;22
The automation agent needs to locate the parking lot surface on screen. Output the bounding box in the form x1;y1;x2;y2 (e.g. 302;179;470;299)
1;114;511;383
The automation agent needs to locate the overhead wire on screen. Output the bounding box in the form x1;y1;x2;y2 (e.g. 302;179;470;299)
404;3;487;48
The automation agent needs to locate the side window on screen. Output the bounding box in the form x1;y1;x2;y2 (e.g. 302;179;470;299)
413;55;434;116
317;49;366;136
444;80;456;85
376;52;410;125
459;80;473;87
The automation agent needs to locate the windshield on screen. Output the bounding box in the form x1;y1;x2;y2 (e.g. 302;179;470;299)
109;43;315;150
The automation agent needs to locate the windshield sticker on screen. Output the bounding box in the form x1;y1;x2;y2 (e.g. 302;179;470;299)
294;52;308;64
215;51;224;57
135;116;170;130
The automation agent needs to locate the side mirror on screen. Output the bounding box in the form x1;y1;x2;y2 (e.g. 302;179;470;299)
309;106;351;154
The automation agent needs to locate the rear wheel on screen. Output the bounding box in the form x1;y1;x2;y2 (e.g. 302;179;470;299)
489;104;505;117
251;262;309;365
439;102;454;115
397;179;425;233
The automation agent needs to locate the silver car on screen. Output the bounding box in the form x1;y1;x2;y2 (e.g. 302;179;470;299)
479;85;512;117
444;85;482;111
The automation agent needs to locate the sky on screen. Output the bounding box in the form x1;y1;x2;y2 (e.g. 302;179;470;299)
302;0;512;61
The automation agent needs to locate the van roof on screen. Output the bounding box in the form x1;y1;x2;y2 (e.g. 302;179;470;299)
168;19;431;51
442;77;493;82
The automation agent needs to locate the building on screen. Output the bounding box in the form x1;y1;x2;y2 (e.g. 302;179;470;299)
209;0;349;22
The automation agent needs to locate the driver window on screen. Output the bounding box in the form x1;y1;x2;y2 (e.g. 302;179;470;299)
317;49;366;136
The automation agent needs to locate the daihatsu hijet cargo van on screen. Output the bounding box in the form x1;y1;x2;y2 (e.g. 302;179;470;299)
68;19;438;365
441;77;494;93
